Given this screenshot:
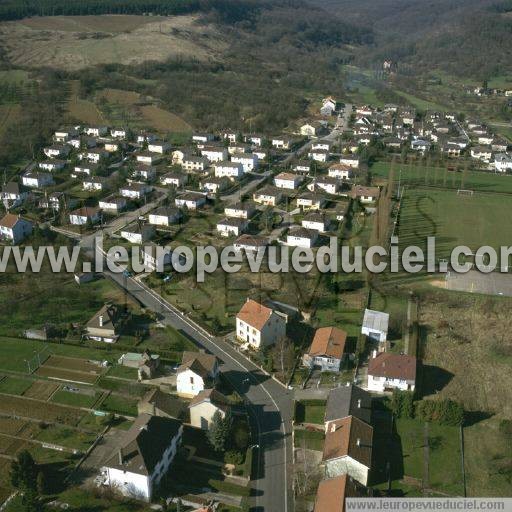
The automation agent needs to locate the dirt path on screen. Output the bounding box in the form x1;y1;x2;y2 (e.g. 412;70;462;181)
423;422;430;492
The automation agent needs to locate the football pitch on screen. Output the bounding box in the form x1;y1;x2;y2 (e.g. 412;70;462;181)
398;188;512;260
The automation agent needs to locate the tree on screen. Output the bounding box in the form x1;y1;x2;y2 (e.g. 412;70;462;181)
36;471;48;495
272;337;295;381
232;420;250;451
207;410;233;452
11;451;38;492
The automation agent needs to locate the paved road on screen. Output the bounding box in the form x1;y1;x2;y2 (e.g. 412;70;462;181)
80;236;294;512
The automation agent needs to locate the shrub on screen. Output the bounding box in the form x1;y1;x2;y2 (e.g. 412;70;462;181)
416;399;464;425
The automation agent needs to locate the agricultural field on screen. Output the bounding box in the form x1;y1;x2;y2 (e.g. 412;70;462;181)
0;15;227;71
35;355;105;385
23;380;60;400
398;188;512;260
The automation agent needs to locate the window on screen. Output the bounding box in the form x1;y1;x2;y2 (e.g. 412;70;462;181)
190;377;194;384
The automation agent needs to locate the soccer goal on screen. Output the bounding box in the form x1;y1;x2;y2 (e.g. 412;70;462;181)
457;189;474;196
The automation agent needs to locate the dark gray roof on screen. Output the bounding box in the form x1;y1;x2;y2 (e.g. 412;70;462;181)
324;385;372;424
104;414;182;475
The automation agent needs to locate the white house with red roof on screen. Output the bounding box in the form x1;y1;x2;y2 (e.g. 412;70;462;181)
302;327;348;372
236;299;287;349
367;352;416;392
0;214;33;244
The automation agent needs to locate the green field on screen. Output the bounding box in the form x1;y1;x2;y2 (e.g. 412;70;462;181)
398;188;512;259
51;390;102;409
294;429;325;451
371;161;512;194
294;400;326;425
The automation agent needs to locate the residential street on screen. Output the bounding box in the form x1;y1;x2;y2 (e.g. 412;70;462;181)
79;235;295;512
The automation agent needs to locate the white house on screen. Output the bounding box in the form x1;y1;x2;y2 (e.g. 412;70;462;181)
328;164;351;180
302;327;348;372
323;416;373;486
339;155;360;169
44;144;71;159
137;131;158;144
120;224;155;244
201;146;228;163
351;186;380;204
302;212;328;232
245;134;264;147
224;202;255;219
102;414;182;501
148;141;171;154
73;163;98;177
175;192;206;210
98;195;127;213
110;128;127;139
308;177;340;195
140;244;171;272
361;309;389;342
104;140;123;153
80;148;109;163
1;182;28;209
189;389;230;430
231;153;258;172
201;177;229;194
411;139;431;152
470;145;493;162
54;127;79;142
236;299;287;349
286;227;318;248
214;161;244;179
297;192;326;211
309;149;329;162
148;207;182;226
160;172;187;187
253;186;282;206
320;97;337;116
84;126;108;137
0;214;33;244
182;156;208;172
233;234;268;253
367;352;417;392
292;161;311;174
136;152;162;166
69;207;100;226
132;165;156;182
176;351;219;397
120;183;151;200
216;217;248;237
495;153;512;173
274;172;302;190
83;176;106;192
38;160;66;172
22;171;54;188
271;137;292;150
192;133;214;144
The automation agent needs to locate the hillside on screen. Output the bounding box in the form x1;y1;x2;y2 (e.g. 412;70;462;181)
308;0;512;79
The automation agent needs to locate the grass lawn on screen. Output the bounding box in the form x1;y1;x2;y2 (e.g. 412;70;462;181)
36;425;97;452
106;365;139;379
294;400;326;425
0;376;32;395
370;161;512;194
0;337;122;374
51;390;102;409
294;429;325;451
98;394;138;416
398;187;512;260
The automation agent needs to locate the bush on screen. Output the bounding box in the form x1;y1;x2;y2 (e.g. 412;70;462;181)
416;399;464;426
391;389;415;419
224;450;244;465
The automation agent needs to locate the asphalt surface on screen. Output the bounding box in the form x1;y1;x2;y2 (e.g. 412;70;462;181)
80;235;294;512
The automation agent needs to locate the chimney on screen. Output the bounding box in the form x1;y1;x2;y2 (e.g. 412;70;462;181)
357;399;362;408
118;450;123;465
356;438;361;447
99;315;104;327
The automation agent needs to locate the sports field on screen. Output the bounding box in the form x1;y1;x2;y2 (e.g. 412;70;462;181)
371;161;512;194
398;188;512;260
